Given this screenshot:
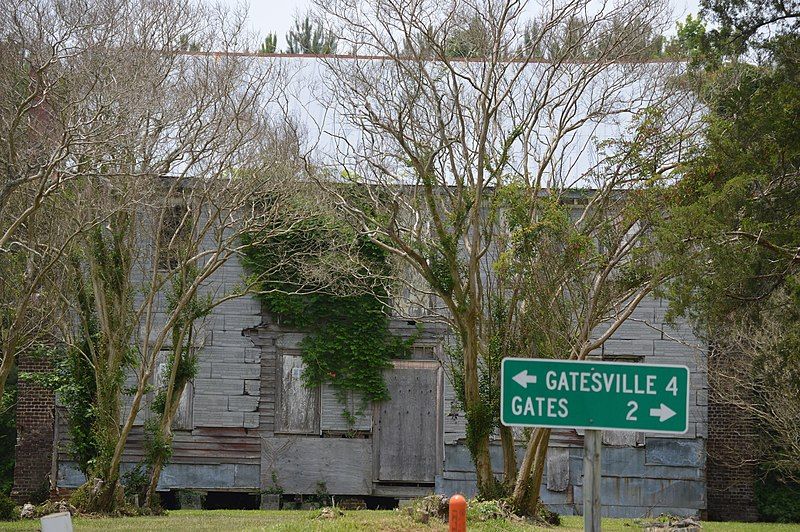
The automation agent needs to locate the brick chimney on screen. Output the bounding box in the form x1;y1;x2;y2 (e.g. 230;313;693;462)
11;354;55;503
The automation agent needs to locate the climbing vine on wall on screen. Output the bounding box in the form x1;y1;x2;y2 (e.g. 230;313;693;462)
241;208;411;419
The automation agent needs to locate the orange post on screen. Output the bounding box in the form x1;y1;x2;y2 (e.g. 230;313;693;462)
448;494;467;532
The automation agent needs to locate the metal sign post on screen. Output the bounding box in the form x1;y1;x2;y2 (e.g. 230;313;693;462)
583;429;601;531
500;357;691;529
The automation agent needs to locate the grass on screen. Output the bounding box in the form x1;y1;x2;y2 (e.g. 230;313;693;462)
0;509;798;531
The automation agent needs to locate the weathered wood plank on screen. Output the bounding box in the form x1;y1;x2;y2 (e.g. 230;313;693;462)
320;384;372;432
260;436;372;494
603;430;638;447
275;354;319;434
376;364;439;482
546;447;570;492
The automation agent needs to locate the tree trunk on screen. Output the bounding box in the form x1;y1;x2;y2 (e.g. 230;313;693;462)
525;428;551;513
79;367;124;513
92;366;122;476
144;386;184;507
512;428;544;508
0;342;15;401
144;425;174;509
462;325;494;493
499;424;517;488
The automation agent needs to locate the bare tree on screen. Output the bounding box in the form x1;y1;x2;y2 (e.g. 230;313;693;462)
0;0;115;400
0;0;335;512
308;0;698;507
706;300;800;485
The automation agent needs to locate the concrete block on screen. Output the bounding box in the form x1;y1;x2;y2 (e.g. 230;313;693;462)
645;438;704;467
194;410;244;427
244;379;261;396
57;462;87;488
603;339;654;357
193;394;229;410
243;412;259;428
193;378;243;395
234;464;260;488
211;362;261;380
228;395;259;412
244;348;261;363
573;477;705;508
178;490;206;509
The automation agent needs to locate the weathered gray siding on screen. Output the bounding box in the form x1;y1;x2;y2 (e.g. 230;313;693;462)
57;252;264;490
55;256;708;519
436;295;708;518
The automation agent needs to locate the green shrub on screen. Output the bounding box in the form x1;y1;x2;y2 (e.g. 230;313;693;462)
466;499;507;522
756;477;800;523
0;492;18;521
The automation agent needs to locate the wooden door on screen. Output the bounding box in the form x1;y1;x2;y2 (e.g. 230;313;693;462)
374;360;442;483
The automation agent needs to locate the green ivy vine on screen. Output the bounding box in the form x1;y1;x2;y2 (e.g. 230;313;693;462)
241;209;411;422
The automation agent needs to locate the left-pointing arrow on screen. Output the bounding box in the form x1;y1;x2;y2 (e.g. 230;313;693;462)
649;403;676;422
512;370;537;388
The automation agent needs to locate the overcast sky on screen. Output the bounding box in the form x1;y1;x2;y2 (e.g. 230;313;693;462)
226;0;702;51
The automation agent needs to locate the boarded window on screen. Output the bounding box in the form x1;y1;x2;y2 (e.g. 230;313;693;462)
154;348;194;430
320;384;372;433
276;353;320;435
410;344;437;360
157;199;189;270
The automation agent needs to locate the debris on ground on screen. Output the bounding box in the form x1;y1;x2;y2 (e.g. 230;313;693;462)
405;494;450;523
641;514;702;531
316;506;345;519
19;503;35;519
337;498;367;510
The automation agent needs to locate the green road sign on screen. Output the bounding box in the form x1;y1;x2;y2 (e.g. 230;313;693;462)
500;358;690;434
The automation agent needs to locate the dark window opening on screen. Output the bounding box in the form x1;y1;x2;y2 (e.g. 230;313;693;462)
203;491;260;510
157;490;179;510
157;200;189;271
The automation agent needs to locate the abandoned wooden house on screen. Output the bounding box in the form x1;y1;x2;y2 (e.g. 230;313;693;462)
14;255;710;517
11;56;756;521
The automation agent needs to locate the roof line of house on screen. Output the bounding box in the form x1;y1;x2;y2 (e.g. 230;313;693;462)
179;50;685;66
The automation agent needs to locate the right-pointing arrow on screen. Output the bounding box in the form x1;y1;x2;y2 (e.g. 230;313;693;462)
649;403;676;422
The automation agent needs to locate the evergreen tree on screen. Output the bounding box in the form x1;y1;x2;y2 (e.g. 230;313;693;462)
260;33;278;54
286;14;337;54
661;0;800;496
